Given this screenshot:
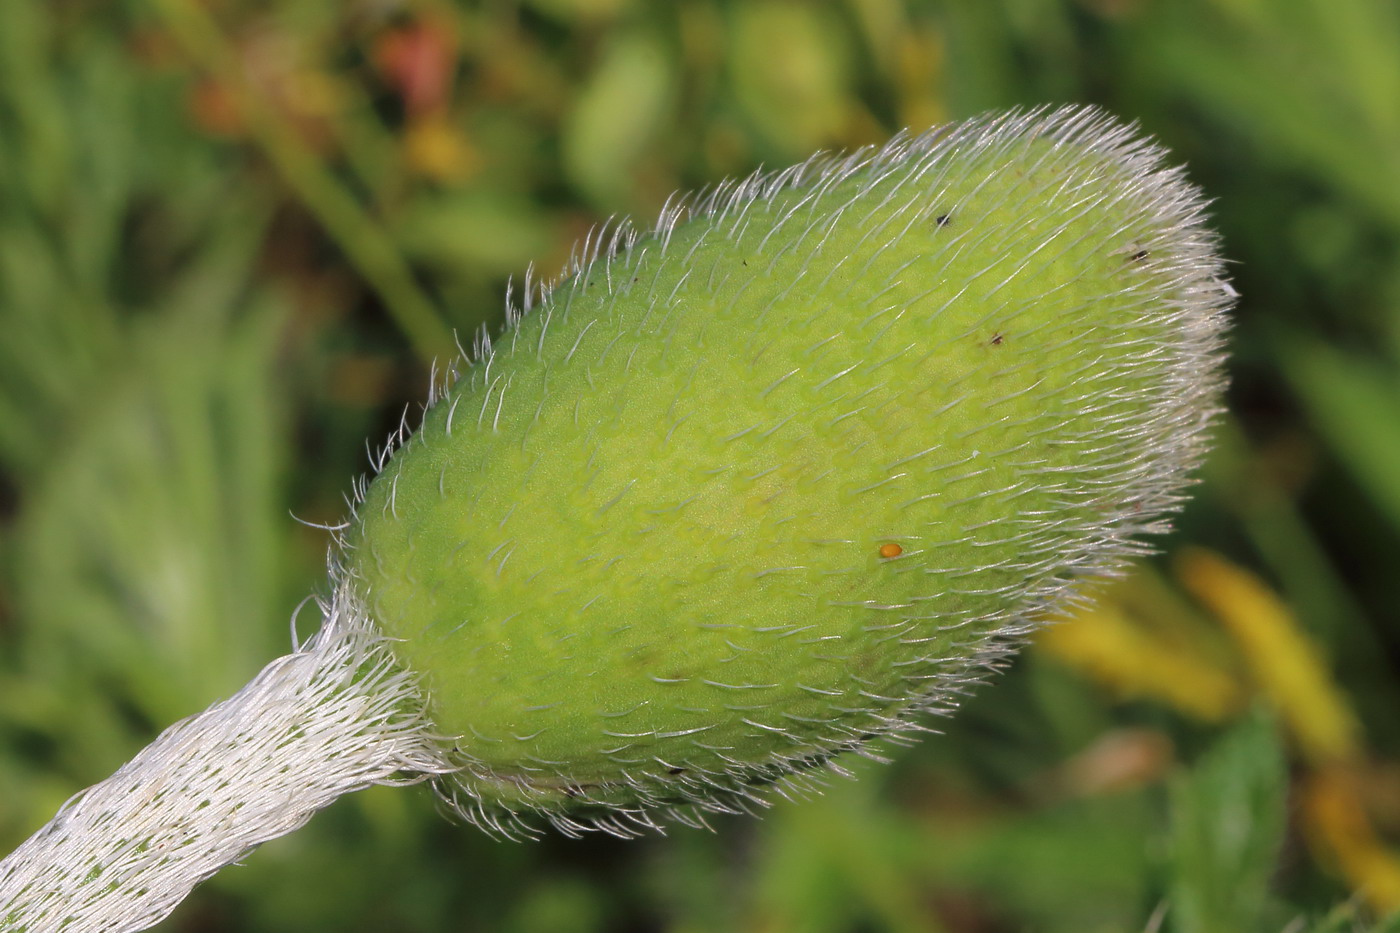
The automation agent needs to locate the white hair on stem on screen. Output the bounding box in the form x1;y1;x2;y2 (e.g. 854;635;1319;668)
0;587;454;933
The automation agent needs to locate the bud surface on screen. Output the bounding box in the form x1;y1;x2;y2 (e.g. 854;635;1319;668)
347;107;1231;837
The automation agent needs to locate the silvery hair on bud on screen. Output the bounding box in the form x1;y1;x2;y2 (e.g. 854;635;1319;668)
344;105;1232;840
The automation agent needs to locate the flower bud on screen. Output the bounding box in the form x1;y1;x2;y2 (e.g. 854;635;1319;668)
347;106;1232;838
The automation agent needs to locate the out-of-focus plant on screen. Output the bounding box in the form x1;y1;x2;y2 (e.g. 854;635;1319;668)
3;0;1400;930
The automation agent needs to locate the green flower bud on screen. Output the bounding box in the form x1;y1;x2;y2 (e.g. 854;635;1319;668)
346;106;1231;838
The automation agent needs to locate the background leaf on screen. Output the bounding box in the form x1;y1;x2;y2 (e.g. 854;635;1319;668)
1168;712;1289;933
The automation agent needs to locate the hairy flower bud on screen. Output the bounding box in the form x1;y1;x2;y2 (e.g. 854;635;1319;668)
346;105;1232;838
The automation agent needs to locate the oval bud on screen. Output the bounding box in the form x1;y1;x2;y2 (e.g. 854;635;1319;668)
345;106;1231;838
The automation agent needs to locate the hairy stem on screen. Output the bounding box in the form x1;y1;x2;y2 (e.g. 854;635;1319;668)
0;594;451;933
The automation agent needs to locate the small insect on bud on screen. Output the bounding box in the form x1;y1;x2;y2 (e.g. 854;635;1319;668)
346;105;1232;838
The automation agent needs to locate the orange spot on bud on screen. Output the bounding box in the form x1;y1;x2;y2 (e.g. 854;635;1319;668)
879;543;903;559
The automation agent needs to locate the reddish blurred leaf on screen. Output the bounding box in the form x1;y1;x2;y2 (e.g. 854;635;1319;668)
373;17;458;117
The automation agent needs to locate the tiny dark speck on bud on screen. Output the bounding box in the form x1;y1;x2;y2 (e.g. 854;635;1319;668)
1131;249;1149;262
935;213;952;227
990;333;1004;346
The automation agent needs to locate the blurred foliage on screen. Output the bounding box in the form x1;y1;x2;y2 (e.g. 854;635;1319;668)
2;0;1400;930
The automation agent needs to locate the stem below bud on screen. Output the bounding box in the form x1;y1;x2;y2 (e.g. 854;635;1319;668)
0;592;451;933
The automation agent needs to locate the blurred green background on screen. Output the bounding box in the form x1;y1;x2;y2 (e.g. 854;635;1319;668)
3;0;1400;930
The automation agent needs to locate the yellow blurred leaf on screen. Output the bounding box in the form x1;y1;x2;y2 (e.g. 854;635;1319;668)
1303;768;1400;914
1176;548;1361;765
1037;601;1245;722
403;116;477;183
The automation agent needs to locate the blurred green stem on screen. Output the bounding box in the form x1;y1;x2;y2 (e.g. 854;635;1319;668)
146;0;458;365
